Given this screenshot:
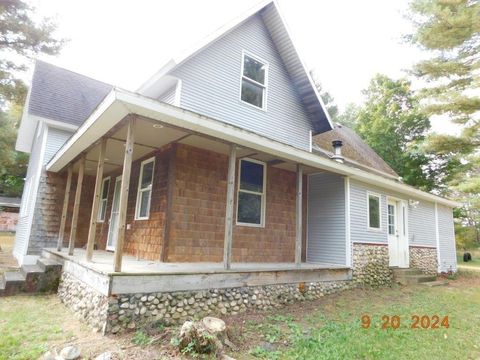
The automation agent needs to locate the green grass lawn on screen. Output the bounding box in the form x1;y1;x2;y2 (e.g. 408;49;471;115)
1;272;480;360
233;271;480;360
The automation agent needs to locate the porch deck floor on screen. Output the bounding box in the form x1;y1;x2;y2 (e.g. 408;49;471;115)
43;248;347;275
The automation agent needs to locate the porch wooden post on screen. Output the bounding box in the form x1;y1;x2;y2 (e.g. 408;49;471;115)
57;166;73;251
295;164;303;266
86;138;107;262
223;144;237;270
68;155;86;256
113;118;135;272
160;143;177;262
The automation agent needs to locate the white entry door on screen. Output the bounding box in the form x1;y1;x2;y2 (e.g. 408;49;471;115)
106;177;122;251
388;199;409;267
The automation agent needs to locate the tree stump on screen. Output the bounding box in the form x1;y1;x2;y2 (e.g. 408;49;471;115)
178;317;230;354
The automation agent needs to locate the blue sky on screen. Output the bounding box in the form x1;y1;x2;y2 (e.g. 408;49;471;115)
31;0;456;133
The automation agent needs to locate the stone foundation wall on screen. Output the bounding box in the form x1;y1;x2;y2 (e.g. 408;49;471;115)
106;280;353;334
57;269;353;334
409;246;438;275
352;243;392;286
57;272;109;333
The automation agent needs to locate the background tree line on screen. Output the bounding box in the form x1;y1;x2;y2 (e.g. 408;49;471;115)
315;0;479;249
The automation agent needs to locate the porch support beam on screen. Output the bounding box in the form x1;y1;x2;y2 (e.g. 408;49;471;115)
295;164;303;266
57;166;73;251
223;144;237;270
160;143;177;262
86;138;107;262
68;155;86;256
113;117;135;272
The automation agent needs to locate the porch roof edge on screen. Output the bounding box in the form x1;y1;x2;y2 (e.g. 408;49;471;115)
46;88;461;208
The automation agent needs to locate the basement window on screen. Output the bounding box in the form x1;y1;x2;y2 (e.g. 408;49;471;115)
240;51;268;110
237;159;266;227
97;177;110;222
135;157;155;220
368;192;381;230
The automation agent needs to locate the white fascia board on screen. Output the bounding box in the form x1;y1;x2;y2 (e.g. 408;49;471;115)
47;88;461;209
137;0;274;96
15;86;34;153
270;0;334;131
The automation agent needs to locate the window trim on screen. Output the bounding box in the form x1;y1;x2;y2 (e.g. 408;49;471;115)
239;50;269;111
97;176;111;223
367;191;382;232
135;157;155;221
236;158;267;228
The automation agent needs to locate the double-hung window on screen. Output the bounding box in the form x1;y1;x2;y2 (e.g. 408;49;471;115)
135;157;155;220
97;177;110;222
237;159;266;226
367;192;381;230
240;52;268;109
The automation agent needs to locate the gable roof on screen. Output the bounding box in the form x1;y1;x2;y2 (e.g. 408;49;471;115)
313;124;399;179
137;0;333;134
29;60;113;127
16;61;113;153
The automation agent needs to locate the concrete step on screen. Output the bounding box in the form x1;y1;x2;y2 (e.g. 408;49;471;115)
21;264;43;276
0;258;63;297
37;258;62;272
398;274;437;285
422;280;449;287
392;268;423;276
4;271;26;283
1;271;26;296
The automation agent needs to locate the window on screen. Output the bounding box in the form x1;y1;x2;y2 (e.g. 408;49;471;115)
240;52;268;109
97;177;110;222
135;157;155;220
368;193;381;230
237;159;266;226
388;203;395;235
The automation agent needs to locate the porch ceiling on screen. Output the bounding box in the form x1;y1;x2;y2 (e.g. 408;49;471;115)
73;116;319;176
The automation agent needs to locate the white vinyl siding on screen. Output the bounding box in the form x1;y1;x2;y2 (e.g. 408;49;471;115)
168;14;314;151
43;127;73;164
408;200;436;247
158;84;177;105
350;180;388;244
307;173;346;265
13;122;47;261
437;204;457;272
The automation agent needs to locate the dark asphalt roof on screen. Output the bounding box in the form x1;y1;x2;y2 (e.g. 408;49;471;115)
28;60;113;127
313;123;399;178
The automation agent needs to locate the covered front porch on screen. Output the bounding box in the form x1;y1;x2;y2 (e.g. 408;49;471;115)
46;88;352;275
42;248;351;295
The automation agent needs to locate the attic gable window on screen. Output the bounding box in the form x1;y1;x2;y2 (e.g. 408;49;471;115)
240;52;268;110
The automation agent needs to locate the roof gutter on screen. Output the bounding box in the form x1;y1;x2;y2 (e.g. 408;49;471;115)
47;88;461;208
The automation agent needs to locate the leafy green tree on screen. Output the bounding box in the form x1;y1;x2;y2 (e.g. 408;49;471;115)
408;0;480;128
355;74;437;190
0;0;63;196
336;103;360;129
310;70;339;121
408;0;480;247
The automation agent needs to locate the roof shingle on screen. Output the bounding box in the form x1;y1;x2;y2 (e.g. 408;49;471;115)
28;60;113;127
